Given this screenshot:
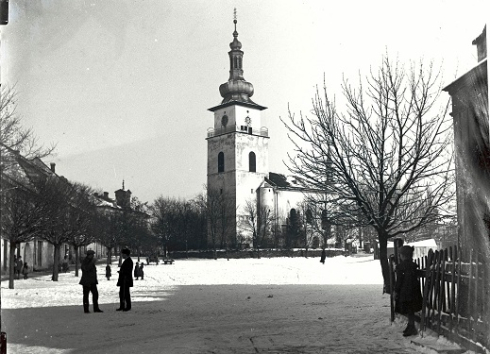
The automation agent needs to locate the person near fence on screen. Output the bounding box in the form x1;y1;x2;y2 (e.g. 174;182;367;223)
116;248;133;312
79;250;103;314
394;245;423;337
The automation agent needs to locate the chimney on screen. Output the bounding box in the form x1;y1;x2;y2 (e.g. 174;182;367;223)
0;0;8;25
472;25;487;62
50;163;56;173
103;191;109;199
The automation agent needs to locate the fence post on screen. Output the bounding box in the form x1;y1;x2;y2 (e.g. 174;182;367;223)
467;250;473;337
437;248;447;335
389;255;395;322
421;249;434;334
449;245;457;332
455;245;461;336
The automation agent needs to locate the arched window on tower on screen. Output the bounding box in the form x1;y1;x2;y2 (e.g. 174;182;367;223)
238;57;242;69
234;57;238;69
249;151;256;172
218;152;225;173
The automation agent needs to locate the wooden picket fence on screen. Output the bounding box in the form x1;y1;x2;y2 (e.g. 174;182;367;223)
389;245;489;352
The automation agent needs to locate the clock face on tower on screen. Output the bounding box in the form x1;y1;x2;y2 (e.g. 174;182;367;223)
221;115;229;126
245;116;251;125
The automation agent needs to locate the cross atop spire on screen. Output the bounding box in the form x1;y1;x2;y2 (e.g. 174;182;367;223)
234;8;237;30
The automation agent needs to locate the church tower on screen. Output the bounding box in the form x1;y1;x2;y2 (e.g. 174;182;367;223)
206;12;269;248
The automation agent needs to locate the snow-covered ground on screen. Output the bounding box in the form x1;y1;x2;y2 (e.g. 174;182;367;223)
1;255;475;354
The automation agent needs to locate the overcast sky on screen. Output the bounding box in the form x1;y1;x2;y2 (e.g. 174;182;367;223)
1;0;488;203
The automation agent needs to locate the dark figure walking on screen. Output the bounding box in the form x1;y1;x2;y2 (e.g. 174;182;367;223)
106;264;112;280
79;250;103;313
15;256;23;280
394;246;423;337
134;262;140;280
22;262;29;279
117;248;133;312
139;263;144;280
62;255;69;273
320;249;326;264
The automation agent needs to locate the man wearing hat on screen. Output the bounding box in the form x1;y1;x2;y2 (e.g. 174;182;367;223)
117;248;133;311
79;250;103;313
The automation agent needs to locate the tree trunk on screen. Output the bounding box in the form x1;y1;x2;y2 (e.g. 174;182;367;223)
8;241;17;289
378;235;390;293
74;245;80;277
52;244;61;281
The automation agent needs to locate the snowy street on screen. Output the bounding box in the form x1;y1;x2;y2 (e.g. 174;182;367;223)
1;255;466;353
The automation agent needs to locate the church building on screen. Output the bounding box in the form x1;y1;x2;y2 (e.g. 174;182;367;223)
206;15;323;250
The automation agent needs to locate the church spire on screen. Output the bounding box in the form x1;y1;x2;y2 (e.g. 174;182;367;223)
218;9;256;105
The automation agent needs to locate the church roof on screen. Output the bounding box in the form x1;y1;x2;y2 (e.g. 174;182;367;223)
265;172;307;190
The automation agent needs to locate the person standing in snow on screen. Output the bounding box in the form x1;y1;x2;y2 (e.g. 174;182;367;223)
106;264;112;280
79;250;103;314
139;263;144;280
320;249;326;264
22;262;29;279
134;261;140;280
117;248;133;312
15;256;23;280
394;245;423;337
62;255;69;273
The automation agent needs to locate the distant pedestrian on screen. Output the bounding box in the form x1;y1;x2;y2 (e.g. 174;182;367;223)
139;263;144;280
117;248;133;312
79;250;103;314
15;256;23;280
106;264;112;280
62;255;69;273
134;261;140;280
394;246;423;337
320;249;326;264
22;262;29;279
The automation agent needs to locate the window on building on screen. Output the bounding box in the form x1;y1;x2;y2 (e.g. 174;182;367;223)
218;152;224;173
249;151;256;172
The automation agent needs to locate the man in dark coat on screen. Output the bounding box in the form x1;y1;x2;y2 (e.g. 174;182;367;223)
79;250;103;313
117;248;133;312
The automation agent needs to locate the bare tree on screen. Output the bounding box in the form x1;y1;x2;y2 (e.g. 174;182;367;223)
151;196;179;257
33;175;80;281
0;86;55;173
1;185;43;289
65;183;98;277
200;187;235;259
283;55;455;291
243;199;276;258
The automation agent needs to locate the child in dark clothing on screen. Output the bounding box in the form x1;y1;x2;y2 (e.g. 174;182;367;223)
395;245;423;337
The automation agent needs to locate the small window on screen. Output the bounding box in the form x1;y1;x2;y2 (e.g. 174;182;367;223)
249;151;256;172
218;152;224;173
251;189;253;194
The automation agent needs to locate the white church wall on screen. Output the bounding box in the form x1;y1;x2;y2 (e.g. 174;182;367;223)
235;134;269;174
207;134;237;176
